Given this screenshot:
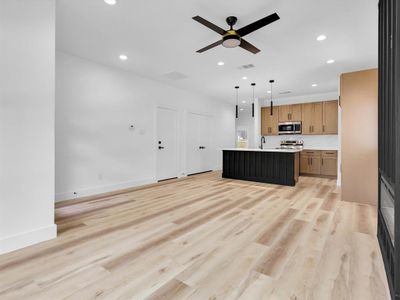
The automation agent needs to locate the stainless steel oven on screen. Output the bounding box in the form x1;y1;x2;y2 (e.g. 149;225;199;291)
278;122;302;135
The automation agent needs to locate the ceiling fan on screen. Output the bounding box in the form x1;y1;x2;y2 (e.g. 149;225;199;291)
192;13;280;54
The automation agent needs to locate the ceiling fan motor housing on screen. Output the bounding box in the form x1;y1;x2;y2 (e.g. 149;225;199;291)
226;16;238;28
222;31;241;48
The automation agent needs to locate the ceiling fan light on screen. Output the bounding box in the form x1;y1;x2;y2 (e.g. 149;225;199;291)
222;35;241;48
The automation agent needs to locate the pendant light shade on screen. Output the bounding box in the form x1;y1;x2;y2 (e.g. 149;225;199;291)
269;80;275;116
235;86;239;118
251;83;256;118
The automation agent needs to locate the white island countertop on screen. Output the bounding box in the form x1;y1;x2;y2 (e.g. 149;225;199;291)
222;148;302;153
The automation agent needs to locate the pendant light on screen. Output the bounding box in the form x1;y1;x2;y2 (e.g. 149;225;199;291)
269;80;275;116
235;86;239;118
251;83;256;118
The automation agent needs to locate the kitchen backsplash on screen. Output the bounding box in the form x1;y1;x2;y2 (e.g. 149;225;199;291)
262;134;338;150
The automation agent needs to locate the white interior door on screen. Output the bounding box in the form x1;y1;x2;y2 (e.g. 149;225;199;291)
198;114;213;172
156;107;178;181
186;113;201;175
186;112;214;175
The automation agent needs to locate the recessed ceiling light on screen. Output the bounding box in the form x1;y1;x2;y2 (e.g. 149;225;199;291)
242;76;248;80
317;35;327;41
119;54;128;61
242;100;246;104
327;59;335;64
312;83;318;87
240;108;244;111
267;90;271;94
104;0;117;5
217;61;224;66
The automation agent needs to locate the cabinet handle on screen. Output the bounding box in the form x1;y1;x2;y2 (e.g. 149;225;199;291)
322;158;324;166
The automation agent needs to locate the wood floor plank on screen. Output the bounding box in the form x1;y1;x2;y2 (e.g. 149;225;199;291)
0;171;390;299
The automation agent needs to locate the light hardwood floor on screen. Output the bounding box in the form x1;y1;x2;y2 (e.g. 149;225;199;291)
0;171;390;299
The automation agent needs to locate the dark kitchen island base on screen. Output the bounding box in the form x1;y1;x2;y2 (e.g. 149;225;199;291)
222;149;300;186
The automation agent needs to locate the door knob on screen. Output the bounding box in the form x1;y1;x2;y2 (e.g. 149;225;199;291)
158;146;164;149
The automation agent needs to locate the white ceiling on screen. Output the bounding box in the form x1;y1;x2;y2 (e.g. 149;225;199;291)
56;0;378;104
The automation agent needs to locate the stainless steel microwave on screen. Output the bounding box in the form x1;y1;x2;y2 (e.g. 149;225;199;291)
278;122;302;135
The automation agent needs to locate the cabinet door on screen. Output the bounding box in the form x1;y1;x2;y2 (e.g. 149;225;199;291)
309;156;321;174
301;103;313;134
300;156;310;174
269;107;279;135
279;105;291;122
312;102;323;134
261;107;279;136
323;100;338;134
291;104;302;121
321;158;337;176
261;108;268;136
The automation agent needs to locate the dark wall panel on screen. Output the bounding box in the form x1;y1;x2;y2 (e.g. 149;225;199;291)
378;0;400;299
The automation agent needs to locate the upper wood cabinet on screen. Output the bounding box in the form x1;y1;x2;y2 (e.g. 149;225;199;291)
261;107;279;136
260;100;338;136
322;100;338;134
278;104;302;122
302;102;323;134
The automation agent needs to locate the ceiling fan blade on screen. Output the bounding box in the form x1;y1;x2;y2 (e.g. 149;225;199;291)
239;39;260;54
193;16;226;35
196;40;223;53
236;13;280;37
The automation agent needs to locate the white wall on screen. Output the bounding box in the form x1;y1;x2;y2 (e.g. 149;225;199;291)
56;52;235;201
0;0;56;254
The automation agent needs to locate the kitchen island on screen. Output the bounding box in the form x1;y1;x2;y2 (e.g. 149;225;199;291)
222;148;301;186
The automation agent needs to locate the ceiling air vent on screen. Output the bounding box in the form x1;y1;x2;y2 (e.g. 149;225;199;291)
279;91;292;95
162;71;189;80
237;64;255;70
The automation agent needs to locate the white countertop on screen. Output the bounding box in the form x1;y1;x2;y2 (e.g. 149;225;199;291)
303;147;338;151
222;148;302;153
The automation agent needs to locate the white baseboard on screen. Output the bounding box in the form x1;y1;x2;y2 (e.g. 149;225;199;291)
0;224;57;255
55;177;157;202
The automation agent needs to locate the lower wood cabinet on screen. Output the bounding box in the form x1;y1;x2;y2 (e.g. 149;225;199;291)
300;150;337;178
300;150;321;175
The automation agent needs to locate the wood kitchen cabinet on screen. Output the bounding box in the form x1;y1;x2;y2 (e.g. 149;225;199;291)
260;100;338;136
278;104;302;122
261;107;279;136
322;100;338;134
321;151;338;176
300;150;337;178
302;102;323;134
300;150;321;175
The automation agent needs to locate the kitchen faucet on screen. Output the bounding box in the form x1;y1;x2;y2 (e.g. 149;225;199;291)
260;136;266;149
